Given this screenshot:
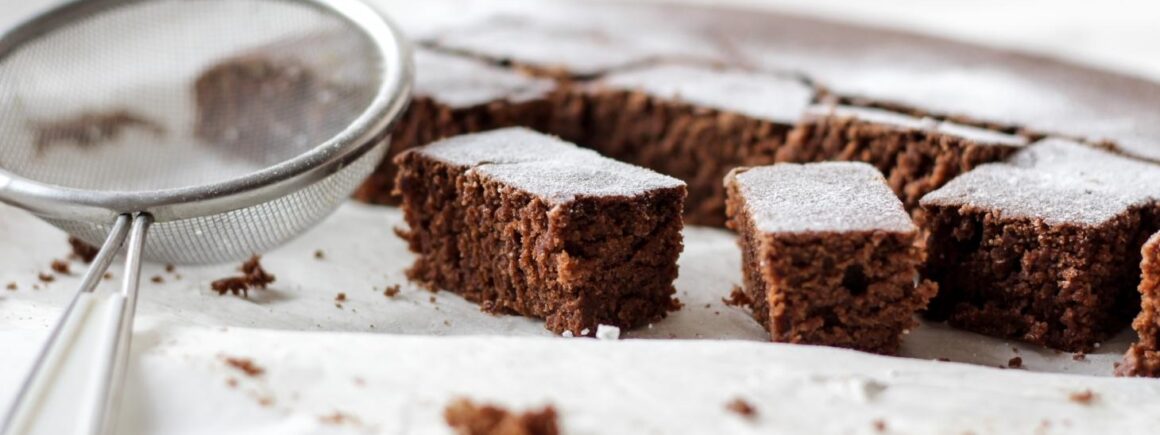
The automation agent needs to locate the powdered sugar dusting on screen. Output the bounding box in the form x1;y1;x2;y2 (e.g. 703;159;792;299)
599;63;814;124
808;105;1029;147
417;128;684;203
730;162;914;234
922;139;1160;225
414;49;555;109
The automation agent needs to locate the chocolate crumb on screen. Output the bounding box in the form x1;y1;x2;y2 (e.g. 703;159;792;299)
1068;390;1096;405
33;110;164;154
257;396;274;407
50;259;71;275
444;398;559;435
319;411;360;426
223;357;264;377
225;378;238;388
1007;357;1023;369
936;357;951;362
384;284;401;298
211;255;276;297
1072;352;1086;361
314;249;325;260
151;275;164;284
430;295;437;304
103;272;113;280
68;236;99;263
722;285;753;308
5;282;16;291
872;419;887;432
37;273;54;283
725;398;757;420
335;292;347;302
165;264;176;273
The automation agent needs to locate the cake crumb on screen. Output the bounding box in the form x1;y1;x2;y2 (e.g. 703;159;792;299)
872;419;887;432
1072;352;1086;361
257;396;274;407
722;285;752;308
33;110;164;153
68;236;99;263
430;295;437;304
319;411;361;426
1007;357;1023;369
335;292;347;302
725;398;757;420
151;275;164;284
595;324;621;340
225;378;238;388
668;297;684;311
211;255;276;297
37;273;54;283
444;398;559;435
50;259;71;275
223;356;264;377
5;282;15;291
1068;390;1095;405
165;264;176;273
384;284;401;298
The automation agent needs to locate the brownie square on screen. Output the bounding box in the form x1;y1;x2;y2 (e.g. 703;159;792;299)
724;162;936;354
394;127;686;334
921;139;1160;351
1119;232;1160;377
551;62;815;226
780;104;1030;216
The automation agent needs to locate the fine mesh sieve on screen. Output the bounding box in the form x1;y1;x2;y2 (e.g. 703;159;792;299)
0;1;412;434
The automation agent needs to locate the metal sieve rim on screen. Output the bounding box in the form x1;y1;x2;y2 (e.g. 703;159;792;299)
0;0;413;223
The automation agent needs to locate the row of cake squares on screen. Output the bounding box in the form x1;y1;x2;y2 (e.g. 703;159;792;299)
391;127;1160;377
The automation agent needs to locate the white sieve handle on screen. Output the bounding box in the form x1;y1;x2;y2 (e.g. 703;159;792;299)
2;213;152;435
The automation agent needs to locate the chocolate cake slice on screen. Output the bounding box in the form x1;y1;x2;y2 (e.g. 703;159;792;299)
781;104;1030;215
724;162;936;354
1119;232;1160;377
922;139;1160;351
394;127;686;334
353;49;557;204
193;31;376;164
550;62;814;226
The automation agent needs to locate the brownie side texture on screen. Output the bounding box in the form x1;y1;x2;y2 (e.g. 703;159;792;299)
780;105;1029;215
921;139;1160;351
724;162;936;355
551;63;814;226
395;128;685;334
353;49;557;205
1118;232;1160;377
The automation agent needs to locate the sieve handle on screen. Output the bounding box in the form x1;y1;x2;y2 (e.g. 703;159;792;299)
2;213;152;435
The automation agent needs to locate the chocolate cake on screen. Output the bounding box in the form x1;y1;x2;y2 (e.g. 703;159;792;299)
394;127;686;334
549;62;814;226
193;31;377;164
353;49;557;204
1118;233;1160;377
725;162;936;354
922;139;1160;351
780;104;1030;215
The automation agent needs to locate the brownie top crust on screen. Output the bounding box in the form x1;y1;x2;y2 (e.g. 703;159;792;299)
728;162;915;234
414;49;556;109
412;127;685;203
922;139;1160;225
596;63;814;124
804;104;1031;148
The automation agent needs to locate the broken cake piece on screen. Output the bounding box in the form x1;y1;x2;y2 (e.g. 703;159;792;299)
922;139;1160;352
394;127;686;334
551;62;815;226
724;162;936;354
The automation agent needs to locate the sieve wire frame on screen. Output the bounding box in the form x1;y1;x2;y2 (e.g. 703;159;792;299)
0;0;414;227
